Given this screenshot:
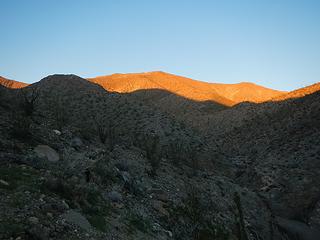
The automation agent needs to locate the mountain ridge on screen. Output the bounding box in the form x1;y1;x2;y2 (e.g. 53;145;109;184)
88;71;286;105
3;71;320;106
0;76;28;89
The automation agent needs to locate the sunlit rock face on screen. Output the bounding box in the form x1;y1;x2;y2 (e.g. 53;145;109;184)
0;76;28;89
88;71;286;105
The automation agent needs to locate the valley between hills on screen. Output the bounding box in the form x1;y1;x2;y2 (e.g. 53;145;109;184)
0;72;319;239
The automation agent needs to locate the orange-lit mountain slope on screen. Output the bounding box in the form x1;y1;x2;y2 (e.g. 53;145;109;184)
0;76;28;89
272;82;320;101
210;82;286;103
89;71;286;105
89;71;234;106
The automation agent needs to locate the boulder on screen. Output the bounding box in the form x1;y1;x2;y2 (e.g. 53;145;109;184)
71;137;83;149
62;210;92;231
0;179;9;186
152;200;169;217
276;217;320;240
106;191;123;203
28;216;39;224
53;129;61;136
34;145;59;162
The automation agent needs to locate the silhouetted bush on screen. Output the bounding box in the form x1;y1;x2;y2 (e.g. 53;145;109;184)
233;192;249;240
50;95;69;130
145;133;161;175
107;121;116;151
168;139;184;166
92;115;117;148
19;87;40;117
93;116;108;144
187;145;199;176
170;184;230;240
10;111;32;139
168;140;199;175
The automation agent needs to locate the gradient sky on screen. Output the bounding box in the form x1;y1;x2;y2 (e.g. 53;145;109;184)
1;0;320;90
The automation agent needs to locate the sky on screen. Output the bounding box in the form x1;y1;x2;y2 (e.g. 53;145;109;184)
0;0;320;91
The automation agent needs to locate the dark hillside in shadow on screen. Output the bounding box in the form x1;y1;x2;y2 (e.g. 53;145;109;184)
0;74;320;239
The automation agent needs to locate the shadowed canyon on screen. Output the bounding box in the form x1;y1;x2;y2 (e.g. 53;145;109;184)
0;72;320;240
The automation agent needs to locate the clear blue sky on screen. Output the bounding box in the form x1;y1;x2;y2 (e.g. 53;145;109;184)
1;0;319;90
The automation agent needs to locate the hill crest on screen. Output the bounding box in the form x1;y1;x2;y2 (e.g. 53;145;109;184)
89;71;286;105
0;76;28;89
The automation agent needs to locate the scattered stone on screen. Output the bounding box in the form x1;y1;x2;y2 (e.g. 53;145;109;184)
112;202;124;209
53;129;61;135
107;191;123;203
62;200;70;210
152;200;169;217
153;193;169;202
148;188;165;195
149;188;169;202
165;230;173;237
0;179;9;186
28;225;50;240
71;137;83;149
115;161;129;171
28;216;39;224
119;171;131;184
34;145;60;162
152;222;161;232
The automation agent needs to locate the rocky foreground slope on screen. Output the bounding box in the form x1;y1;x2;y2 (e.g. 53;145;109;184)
0;74;319;240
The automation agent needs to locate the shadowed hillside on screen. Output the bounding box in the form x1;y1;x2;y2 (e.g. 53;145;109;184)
0;74;320;239
204;87;320;218
122;88;228;128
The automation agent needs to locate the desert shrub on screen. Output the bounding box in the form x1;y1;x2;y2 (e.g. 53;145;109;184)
107;122;116;151
186;145;200;176
233;192;249;240
92;115;116;147
95;120;108;143
92;158;117;185
18;86;40;117
10;111;32;140
43;176;110;215
170;185;229;240
168;139;184;166
168;140;199;174
126;210;152;234
50;95;69;130
144;133;161;175
0;218;25;239
86;214;108;232
77;118;96;141
0;88;4;108
0;165;39;192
